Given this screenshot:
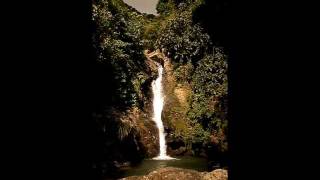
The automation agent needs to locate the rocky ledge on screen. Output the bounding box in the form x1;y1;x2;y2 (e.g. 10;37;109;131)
120;167;227;180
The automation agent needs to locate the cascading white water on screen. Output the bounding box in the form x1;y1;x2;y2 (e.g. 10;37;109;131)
151;63;175;160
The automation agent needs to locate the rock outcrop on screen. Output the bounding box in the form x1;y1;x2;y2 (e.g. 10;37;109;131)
120;167;227;180
144;49;195;157
201;169;228;180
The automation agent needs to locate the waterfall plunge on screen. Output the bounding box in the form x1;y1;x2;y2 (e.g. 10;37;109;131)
151;63;175;160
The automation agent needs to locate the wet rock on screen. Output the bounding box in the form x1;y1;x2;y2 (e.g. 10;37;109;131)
168;146;187;156
114;161;131;168
199;149;208;158
137;119;159;157
166;136;188;156
184;150;194;156
173;146;187;155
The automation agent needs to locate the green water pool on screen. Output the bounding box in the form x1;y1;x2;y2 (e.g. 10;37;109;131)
115;156;208;179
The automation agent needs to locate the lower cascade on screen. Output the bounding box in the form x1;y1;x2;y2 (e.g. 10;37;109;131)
151;62;175;160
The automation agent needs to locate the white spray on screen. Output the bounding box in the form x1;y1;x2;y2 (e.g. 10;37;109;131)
151;63;175;160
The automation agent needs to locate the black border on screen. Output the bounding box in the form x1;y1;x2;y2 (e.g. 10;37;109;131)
3;0;315;179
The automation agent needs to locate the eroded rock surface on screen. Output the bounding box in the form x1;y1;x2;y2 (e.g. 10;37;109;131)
120;167;227;180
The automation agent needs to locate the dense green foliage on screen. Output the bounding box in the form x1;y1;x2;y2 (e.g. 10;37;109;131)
156;0;198;15
188;48;228;151
92;0;149;109
92;1;153;177
155;11;211;64
154;0;228;152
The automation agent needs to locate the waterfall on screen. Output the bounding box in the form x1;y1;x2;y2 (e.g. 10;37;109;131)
151;63;175;160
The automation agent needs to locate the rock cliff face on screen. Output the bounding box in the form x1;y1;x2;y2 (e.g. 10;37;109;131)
134;108;159;157
142;49;194;157
120;167;227;180
123;49;171;158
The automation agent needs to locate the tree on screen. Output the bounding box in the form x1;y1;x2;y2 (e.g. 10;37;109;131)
155;11;211;64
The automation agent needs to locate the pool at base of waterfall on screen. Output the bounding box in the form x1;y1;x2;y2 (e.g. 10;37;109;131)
115;156;208;179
